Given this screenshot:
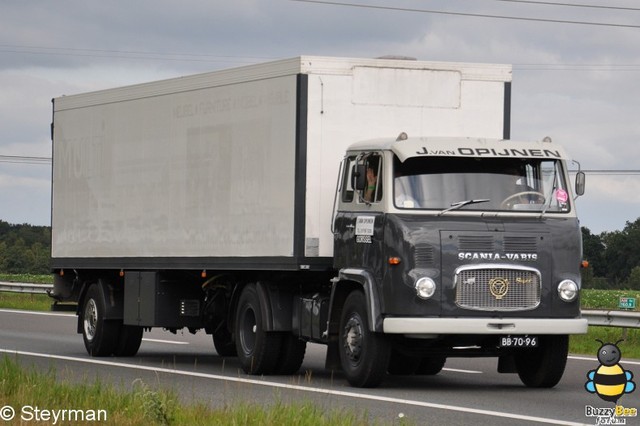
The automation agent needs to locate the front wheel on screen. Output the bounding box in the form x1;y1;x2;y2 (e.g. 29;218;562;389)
515;335;568;388
339;290;390;388
82;283;119;357
415;356;446;375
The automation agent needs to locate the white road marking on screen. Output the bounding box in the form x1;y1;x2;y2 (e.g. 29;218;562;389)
0;348;587;426
442;367;483;374
142;338;189;345
569;355;640;366
0;308;73;317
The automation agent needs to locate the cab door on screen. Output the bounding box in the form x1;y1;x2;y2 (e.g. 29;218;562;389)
333;153;385;271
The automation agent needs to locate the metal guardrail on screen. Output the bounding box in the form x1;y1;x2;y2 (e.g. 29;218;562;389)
0;281;53;294
581;309;640;329
0;282;638;328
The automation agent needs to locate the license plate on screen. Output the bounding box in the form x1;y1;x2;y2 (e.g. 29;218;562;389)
499;336;538;348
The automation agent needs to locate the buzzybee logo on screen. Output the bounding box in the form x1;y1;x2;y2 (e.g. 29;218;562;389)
584;340;637;425
585;340;636;403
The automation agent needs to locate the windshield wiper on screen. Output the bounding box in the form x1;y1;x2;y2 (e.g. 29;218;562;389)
439;199;490;216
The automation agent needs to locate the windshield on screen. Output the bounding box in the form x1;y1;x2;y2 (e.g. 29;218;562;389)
393;156;571;213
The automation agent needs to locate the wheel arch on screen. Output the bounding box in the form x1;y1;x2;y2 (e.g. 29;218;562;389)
228;279;294;334
324;269;383;371
329;268;383;334
76;275;124;334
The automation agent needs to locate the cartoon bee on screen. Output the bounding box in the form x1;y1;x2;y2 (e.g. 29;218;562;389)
585;339;636;403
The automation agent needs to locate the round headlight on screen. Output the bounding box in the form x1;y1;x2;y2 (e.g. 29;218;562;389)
557;280;578;302
415;277;436;300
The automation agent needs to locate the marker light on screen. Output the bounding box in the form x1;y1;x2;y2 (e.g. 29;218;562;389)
557;280;578;302
415;277;436;300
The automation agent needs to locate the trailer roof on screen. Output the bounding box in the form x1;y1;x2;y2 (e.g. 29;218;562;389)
53;56;512;111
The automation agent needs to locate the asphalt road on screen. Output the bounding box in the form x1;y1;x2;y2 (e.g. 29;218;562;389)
1;309;638;425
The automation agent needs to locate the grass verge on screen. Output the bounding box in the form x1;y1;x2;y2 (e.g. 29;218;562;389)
0;292;52;311
0;356;374;426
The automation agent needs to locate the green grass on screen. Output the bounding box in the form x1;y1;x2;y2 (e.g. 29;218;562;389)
0;273;53;284
581;289;640;311
0;292;53;311
0;356;376;426
570;327;640;360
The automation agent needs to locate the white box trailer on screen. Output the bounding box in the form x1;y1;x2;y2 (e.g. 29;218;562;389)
51;56;586;389
51;56;511;266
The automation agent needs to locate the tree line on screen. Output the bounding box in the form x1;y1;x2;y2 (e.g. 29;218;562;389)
0;217;638;289
582;217;640;290
0;220;51;275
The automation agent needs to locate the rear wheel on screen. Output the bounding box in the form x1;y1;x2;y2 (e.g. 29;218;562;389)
212;324;237;357
515;335;568;388
82;283;119;357
114;325;143;357
339;290;390;387
274;334;307;374
235;284;282;375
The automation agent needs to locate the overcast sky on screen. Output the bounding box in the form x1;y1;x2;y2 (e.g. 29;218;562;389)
1;0;639;233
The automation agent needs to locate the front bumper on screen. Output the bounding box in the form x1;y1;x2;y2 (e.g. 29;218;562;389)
383;317;588;335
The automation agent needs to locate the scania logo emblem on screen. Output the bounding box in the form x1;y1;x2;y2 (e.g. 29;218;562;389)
489;277;509;300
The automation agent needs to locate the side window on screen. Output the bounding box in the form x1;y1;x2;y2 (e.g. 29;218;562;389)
341;157;356;203
362;154;382;203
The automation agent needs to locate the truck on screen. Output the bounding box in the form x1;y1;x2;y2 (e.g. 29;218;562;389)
49;56;588;388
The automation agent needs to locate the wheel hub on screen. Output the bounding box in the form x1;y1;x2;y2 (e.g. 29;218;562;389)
343;317;363;361
83;298;98;342
239;307;257;354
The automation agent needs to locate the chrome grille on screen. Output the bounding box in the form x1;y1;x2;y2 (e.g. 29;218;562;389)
455;265;541;311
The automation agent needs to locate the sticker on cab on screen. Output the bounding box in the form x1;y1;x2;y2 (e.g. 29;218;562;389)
355;216;375;236
555;188;569;204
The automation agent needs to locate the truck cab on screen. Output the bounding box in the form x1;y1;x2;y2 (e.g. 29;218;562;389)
330;134;588;387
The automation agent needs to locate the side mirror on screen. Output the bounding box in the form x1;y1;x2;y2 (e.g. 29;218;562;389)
575;171;585;196
352;164;367;190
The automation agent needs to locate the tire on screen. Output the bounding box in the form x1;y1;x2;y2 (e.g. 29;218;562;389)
235;284;282;375
515;335;568;388
114;325;143;357
339;290;391;388
212;325;237;357
415;356;446;375
274;334;307;374
387;349;421;375
82;283;119;357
